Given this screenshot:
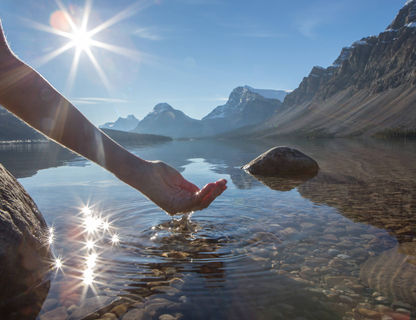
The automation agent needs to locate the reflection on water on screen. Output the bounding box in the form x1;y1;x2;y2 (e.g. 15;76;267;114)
0;142;83;178
1;138;415;319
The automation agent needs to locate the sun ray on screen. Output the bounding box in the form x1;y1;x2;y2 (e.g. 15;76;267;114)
81;0;93;31
20;17;72;39
85;48;111;91
65;48;82;94
89;40;143;62
88;0;152;37
25;0;156;94
36;42;75;67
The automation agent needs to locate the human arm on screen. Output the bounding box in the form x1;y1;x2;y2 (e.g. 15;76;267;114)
0;21;226;215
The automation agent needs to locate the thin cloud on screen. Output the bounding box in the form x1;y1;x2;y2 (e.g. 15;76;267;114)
71;97;130;105
133;27;163;41
233;31;285;39
294;1;346;39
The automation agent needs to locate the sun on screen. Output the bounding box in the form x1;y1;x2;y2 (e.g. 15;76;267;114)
70;27;93;52
27;0;150;93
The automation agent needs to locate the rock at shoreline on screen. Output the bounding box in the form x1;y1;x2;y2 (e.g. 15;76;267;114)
242;147;319;178
0;163;51;319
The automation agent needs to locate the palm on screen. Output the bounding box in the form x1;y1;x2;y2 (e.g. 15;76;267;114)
145;161;227;215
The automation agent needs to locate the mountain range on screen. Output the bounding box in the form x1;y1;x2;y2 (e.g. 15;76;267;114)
107;86;285;138
1;2;415;141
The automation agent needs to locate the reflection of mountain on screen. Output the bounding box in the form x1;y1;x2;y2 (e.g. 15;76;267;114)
129;139;274;189
0;142;82;178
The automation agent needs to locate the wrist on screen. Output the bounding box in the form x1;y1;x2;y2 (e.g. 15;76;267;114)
111;151;152;191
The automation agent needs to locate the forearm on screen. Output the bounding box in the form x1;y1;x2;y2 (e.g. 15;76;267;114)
0;53;150;189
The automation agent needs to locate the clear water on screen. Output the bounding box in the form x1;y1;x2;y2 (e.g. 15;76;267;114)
1;138;416;320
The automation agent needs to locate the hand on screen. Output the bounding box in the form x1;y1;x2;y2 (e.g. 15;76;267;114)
142;161;227;215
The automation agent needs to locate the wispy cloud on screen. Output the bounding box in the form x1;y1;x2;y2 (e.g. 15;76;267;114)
294;2;346;39
174;0;223;5
71;97;130;105
296;17;323;38
233;31;285;39
133;27;163;41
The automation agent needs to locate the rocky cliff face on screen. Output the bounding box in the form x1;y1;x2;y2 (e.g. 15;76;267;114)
254;1;416;138
202;86;281;135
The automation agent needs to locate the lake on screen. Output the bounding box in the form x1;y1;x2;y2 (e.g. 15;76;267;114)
1;138;416;320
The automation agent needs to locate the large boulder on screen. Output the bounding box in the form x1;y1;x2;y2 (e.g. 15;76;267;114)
242;147;319;178
0;163;51;319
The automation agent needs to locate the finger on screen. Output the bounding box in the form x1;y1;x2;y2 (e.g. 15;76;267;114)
200;183;227;209
195;182;216;200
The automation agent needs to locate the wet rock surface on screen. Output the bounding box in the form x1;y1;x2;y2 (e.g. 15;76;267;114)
242;147;319;178
0;163;51;319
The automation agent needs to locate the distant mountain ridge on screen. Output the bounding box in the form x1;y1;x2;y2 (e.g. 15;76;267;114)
130;87;282;138
132;103;201;138
100;114;139;131
100;86;285;139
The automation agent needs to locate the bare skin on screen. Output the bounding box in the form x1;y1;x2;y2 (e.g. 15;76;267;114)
0;21;226;215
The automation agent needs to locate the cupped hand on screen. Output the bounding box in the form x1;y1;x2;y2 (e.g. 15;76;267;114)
143;161;227;215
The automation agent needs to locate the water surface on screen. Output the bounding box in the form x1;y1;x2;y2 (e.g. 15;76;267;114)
2;138;416;320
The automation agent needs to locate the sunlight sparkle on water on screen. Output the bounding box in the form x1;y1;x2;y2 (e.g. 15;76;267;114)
81;206;92;215
111;234;120;245
48;227;55;244
55;258;63;270
102;220;110;231
83;268;94;285
84;215;103;233
86;239;95;250
86;253;97;269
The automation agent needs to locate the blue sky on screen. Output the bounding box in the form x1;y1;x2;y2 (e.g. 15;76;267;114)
0;0;405;124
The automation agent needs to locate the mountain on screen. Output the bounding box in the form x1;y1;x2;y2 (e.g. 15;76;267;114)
202;86;282;134
100;114;139;132
0;106;46;141
132;103;202;138
131;88;282;138
244;1;416;138
243;85;289;102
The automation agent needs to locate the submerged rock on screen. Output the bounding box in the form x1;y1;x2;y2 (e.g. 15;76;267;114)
242;147;319;178
0;163;51;319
